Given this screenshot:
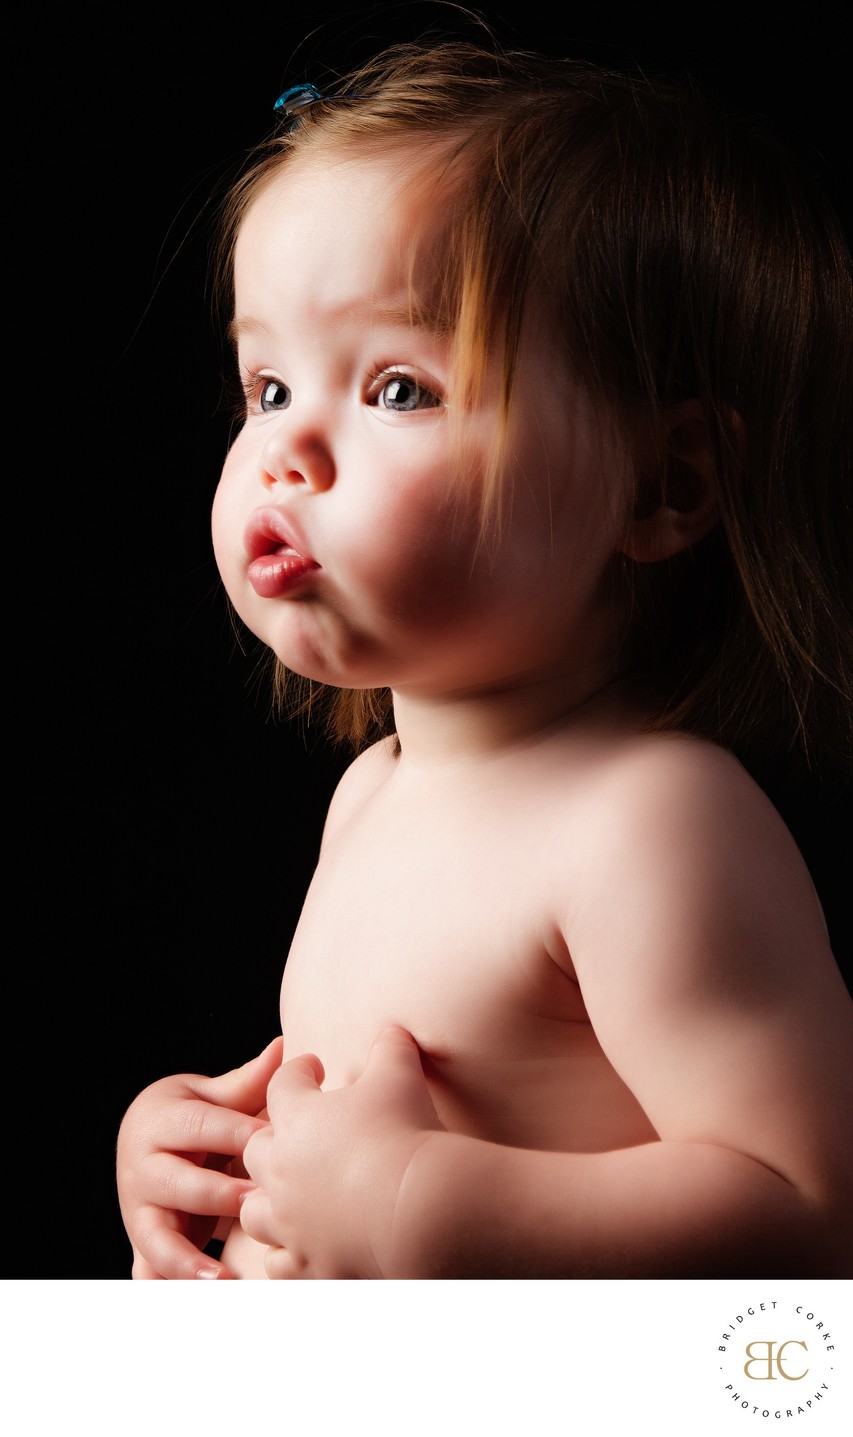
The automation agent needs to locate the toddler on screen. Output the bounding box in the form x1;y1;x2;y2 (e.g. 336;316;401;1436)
116;39;853;1278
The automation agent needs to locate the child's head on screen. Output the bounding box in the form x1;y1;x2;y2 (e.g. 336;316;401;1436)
213;39;852;773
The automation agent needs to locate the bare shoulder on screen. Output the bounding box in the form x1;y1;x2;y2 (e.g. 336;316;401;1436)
581;730;825;924
565;728;845;1008
319;736;398;847
594;727;788;825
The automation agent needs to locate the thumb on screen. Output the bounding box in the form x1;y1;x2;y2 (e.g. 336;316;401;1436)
365;1027;444;1132
366;1026;426;1075
268;1049;326;1098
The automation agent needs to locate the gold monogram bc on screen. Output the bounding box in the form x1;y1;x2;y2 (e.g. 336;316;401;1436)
743;1340;809;1381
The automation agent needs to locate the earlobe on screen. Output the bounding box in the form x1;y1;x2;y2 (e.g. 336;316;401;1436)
620;401;733;564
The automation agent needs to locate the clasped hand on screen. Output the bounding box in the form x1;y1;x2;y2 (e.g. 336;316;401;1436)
115;1037;284;1279
240;1027;445;1279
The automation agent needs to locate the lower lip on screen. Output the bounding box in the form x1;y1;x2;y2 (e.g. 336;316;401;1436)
247;551;320;598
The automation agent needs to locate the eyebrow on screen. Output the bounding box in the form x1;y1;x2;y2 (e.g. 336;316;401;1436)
229;295;454;351
364;295;454;335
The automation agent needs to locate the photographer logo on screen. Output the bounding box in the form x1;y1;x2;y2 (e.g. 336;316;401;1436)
717;1300;839;1422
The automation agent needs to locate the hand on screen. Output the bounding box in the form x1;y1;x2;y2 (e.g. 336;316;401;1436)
116;1036;283;1279
240;1027;445;1279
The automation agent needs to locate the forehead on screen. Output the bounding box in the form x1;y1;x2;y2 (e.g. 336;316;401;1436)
233;148;454;325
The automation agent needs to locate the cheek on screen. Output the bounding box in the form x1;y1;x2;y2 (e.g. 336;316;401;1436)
338;477;484;623
210;459;248;592
209;483;230;573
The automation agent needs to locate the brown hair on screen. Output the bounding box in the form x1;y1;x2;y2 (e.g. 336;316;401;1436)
214;40;852;775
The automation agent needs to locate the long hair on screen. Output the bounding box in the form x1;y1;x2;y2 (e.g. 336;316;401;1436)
214;40;852;774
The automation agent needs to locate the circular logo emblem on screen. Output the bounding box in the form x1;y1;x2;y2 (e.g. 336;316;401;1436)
716;1298;841;1423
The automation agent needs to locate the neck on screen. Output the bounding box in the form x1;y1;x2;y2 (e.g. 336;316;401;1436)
389;661;634;768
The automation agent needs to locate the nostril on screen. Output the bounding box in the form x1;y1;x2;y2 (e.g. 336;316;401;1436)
260;433;334;492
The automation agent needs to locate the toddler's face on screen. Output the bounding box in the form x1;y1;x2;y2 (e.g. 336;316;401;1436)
212;150;627;700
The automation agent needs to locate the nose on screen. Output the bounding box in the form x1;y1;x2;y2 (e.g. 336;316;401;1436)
260;414;335;493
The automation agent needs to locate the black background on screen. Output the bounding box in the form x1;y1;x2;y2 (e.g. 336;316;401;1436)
23;4;850;1279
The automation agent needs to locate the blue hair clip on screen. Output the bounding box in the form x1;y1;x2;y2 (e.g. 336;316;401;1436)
273;83;324;119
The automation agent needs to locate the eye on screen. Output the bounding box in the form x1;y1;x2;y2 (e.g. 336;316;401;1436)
372;372;443;413
258;378;291;412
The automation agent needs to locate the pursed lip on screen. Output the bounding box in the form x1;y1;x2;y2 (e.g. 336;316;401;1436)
244;506;317;564
244;506;320;598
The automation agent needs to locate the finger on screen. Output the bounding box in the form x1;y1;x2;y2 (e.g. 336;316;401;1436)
194;1037;284;1114
237;1185;278;1245
133;1205;234;1281
287;1051;326;1085
131;1253;165;1280
365;1025;426;1077
364;1026;445;1130
241;1124;272;1187
266;1051;325;1105
373;1025;422;1054
141;1097;269;1158
145;1153;258;1217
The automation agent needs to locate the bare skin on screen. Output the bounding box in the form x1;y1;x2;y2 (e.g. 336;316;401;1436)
116;146;853;1279
224;700;853;1277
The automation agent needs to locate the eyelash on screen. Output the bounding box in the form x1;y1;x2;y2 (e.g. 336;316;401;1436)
368;366;445;413
239;372;289;415
238;367;445;416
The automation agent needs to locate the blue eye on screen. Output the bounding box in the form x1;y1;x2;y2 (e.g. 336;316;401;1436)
259;379;291;412
376;375;442;412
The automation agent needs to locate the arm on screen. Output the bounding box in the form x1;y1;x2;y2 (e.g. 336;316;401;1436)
241;748;853;1278
116;1037;283;1279
240;1015;850;1279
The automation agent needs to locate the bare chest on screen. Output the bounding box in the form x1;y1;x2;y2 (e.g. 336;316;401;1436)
277;788;653;1154
283;815;579;1063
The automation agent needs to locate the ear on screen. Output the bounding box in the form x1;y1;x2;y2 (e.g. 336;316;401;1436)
620;401;728;564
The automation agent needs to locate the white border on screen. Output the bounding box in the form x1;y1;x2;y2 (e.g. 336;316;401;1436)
3;1279;850;1435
